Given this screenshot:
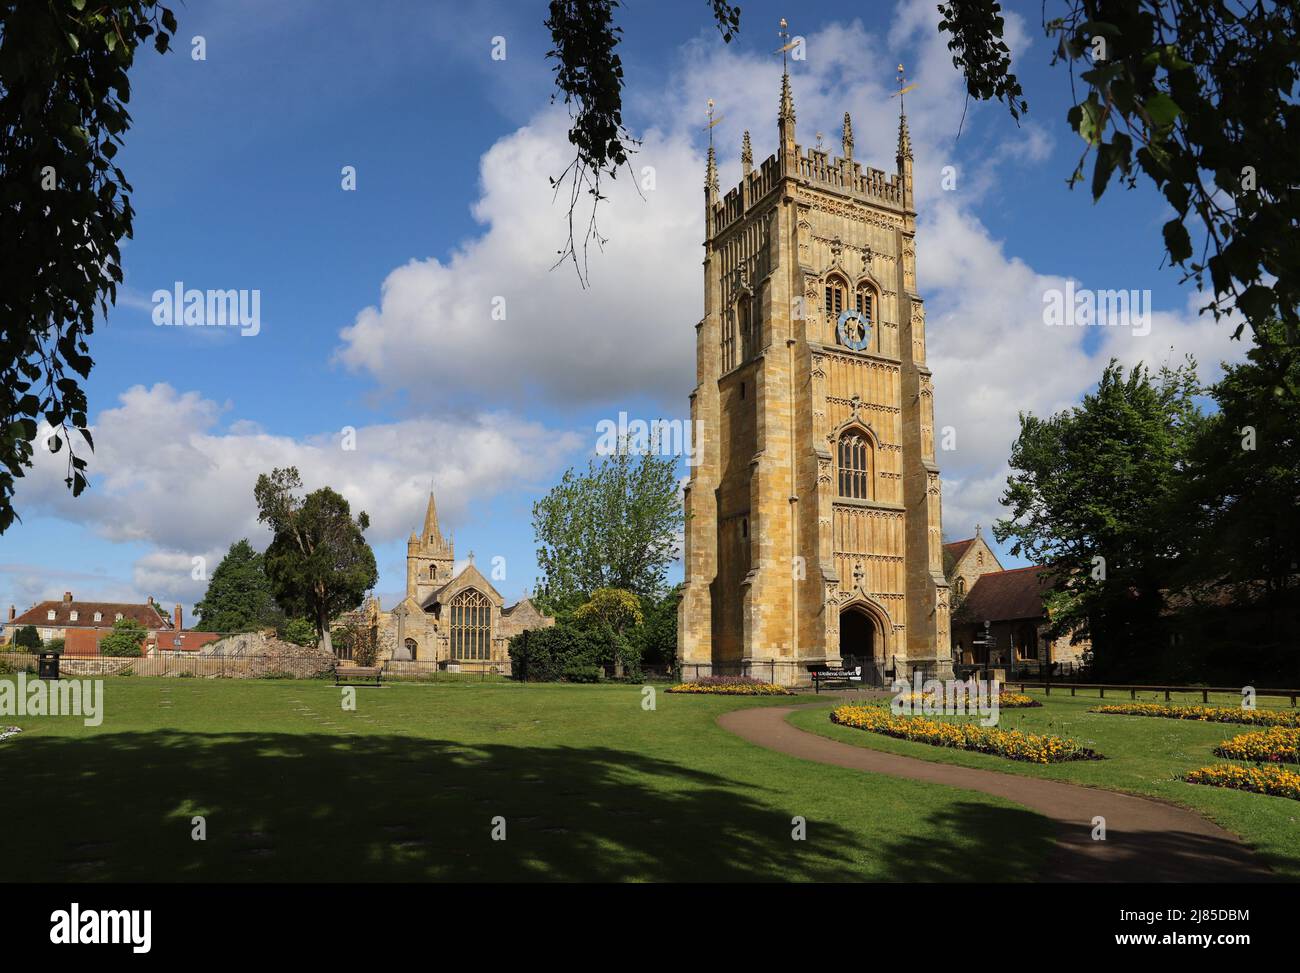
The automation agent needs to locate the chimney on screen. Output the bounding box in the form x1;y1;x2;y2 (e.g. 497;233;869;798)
7;605;14;622
63;591;73;603
174;603;183;632
147;595;154;606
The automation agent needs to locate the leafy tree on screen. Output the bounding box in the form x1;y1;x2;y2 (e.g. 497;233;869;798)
631;584;682;673
937;0;1300;371
100;617;147;657
508;620;626;682
573;587;643;635
13;625;41;650
544;0;739;284
532;441;683;608
1179;323;1300;638
254;467;377;657
279;617;318;648
332;613;378;666
994;358;1204;675
0;2;177;534
45;636;65;653
573;587;643;676
194;539;278;633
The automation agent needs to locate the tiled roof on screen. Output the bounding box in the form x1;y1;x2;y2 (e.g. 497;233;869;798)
12;599;171;630
62;628;220;656
944;538;975;563
159;631;222;652
960;566;1057;622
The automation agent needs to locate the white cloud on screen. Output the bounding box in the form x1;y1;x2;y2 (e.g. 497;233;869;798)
331;2;1251;545
334;114;704;410
15;383;584;612
9;0;1258;605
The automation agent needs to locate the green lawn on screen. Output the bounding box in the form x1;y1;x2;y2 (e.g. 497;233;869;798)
0;677;1054;881
789;690;1300;879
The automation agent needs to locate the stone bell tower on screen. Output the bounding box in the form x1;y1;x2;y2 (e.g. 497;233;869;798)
677;62;951;685
407;490;455;606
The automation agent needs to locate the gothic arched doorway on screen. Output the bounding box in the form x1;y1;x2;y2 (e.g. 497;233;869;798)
839;606;878;663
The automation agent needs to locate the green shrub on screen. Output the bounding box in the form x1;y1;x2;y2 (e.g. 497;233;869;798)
13;625;41;650
631;586;681;671
560;664;603;683
509;623;601;681
335;615;378;666
100;618;147;657
44;637;65;654
279;617;318;647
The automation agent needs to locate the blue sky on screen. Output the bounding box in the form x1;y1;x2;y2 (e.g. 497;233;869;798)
3;0;1246;622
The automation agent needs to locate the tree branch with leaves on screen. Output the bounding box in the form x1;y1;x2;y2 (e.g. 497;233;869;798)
0;0;177;534
937;0;1299;378
544;0;740;286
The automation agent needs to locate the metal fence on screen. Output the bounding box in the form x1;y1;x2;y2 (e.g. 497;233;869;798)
378;659;511;681
1004;680;1300;706
955;659;1091;683
0;651;530;681
0;652;693;684
0;651;331;679
675;657;901;688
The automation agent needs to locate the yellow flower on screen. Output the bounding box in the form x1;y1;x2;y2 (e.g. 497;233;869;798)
1214;727;1300;764
830;704;1101;763
1185;763;1300;801
1092;703;1300;728
666;682;793;696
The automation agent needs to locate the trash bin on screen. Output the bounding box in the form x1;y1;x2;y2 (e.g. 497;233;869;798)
38;650;61;680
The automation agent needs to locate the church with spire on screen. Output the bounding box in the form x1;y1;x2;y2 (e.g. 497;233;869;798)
679;53;951;684
361;490;552;669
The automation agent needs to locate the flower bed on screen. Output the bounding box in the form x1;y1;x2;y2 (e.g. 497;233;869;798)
1091;703;1300;728
667;682;794;696
0;726;21;742
830;704;1102;764
895;690;1041;709
1184;764;1300;801
1213;727;1300;764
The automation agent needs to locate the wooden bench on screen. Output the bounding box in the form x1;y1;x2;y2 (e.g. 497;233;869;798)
335;665;382;686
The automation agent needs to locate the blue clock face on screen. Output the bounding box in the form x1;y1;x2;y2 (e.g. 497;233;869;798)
837;309;871;351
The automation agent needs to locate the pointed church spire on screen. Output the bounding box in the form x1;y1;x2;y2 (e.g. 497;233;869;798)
895;63;913;162
842;112;854;160
779;69;795;126
777;39;796;164
704;98;721;198
741;130;752;176
897;107;912;161
422;489;443;546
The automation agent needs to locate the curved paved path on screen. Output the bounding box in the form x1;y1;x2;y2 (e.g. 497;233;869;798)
718;700;1273;882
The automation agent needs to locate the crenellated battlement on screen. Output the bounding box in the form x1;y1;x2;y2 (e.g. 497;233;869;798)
706;70;912;241
711;147;904;236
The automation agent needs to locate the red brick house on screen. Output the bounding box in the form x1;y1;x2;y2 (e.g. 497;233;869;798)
3;593;218;656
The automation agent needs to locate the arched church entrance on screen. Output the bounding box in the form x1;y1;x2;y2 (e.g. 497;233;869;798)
839;606;878;663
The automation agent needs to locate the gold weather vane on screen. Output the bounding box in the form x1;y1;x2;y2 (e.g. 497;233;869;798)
775;17;796;66
893;62;918;101
704;98;724;148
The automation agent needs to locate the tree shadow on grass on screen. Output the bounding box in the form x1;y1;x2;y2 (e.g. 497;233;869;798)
873;798;1276;883
3;730;887;882
873;800;1055;882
